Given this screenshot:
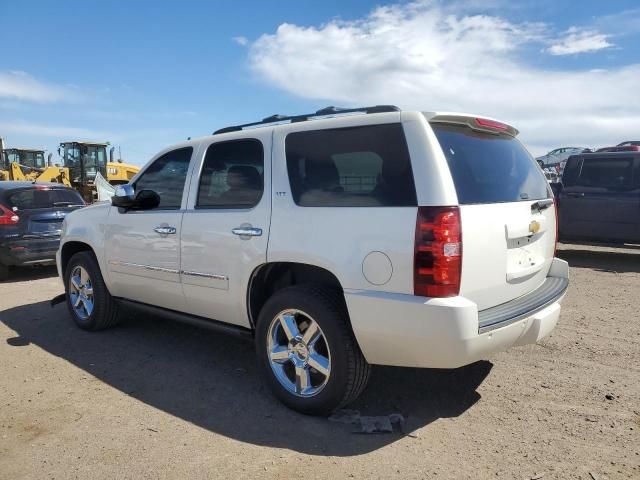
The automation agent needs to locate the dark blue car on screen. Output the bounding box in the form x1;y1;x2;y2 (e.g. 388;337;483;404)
0;182;85;281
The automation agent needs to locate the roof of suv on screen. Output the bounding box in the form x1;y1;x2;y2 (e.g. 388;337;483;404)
144;107;519;165
207;106;517;139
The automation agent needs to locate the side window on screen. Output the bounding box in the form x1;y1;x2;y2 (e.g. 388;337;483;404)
285;124;417;207
562;158;581;186
134;147;193;210
196;140;264;209
577;157;633;189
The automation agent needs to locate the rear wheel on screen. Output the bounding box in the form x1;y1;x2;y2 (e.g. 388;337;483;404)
255;285;370;416
64;251;120;330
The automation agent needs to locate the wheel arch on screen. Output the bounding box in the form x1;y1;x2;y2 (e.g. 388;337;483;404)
60;241;96;276
247;262;345;330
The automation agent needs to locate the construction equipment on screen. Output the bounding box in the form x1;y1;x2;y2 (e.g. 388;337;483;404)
1;137;71;185
58;141;140;202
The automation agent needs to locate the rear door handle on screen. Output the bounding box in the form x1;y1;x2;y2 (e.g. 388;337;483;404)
154;226;177;235
232;227;262;237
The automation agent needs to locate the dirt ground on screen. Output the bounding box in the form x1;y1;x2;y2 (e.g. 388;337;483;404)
0;244;638;479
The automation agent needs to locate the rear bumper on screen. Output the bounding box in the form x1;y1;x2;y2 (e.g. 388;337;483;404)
345;258;569;369
0;236;60;266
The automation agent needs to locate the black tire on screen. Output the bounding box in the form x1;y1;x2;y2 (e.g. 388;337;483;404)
255;285;370;416
64;251;120;331
0;263;8;282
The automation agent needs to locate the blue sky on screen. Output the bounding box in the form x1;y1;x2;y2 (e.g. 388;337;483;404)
1;0;639;163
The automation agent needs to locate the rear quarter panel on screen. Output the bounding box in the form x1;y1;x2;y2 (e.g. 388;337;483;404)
268;113;423;294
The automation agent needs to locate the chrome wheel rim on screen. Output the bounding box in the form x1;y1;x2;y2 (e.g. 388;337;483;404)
69;266;94;320
267;309;331;397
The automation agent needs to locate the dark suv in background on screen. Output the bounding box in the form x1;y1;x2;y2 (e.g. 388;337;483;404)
555;152;640;245
0;182;84;281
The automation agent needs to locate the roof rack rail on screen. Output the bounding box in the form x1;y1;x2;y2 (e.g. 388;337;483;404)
212;105;401;135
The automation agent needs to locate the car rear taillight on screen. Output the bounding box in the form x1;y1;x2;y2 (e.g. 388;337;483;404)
414;206;462;298
0;204;19;225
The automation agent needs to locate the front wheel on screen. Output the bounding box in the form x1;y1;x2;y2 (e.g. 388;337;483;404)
64;251;120;331
255;285;370;416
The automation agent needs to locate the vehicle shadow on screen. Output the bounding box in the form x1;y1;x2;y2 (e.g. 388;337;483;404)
1;300;492;456
0;265;58;283
557;247;640;274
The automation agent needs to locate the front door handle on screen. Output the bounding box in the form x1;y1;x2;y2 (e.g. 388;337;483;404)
565;192;585;197
154;226;177;235
232;227;262;237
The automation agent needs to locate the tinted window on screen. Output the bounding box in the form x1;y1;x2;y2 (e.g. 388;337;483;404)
285;124;416;207
197;140;264;209
432;124;549;204
8;188;84;210
562;157;582;186
135;147;192;209
577;157;633;189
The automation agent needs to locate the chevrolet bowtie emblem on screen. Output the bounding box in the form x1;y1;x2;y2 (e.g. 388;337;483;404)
529;220;541;234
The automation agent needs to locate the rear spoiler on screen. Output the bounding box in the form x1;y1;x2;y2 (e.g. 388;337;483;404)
428;114;519;137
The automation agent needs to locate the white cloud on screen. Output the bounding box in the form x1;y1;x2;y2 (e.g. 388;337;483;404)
232;36;249;46
0;71;78;103
248;1;640;154
547;28;614;55
594;8;640;36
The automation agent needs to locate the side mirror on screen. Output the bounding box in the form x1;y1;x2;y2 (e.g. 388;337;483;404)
133;189;161;210
111;185;160;211
111;184;136;208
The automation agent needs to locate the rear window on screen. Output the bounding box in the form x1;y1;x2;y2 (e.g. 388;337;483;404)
8;188;85;210
285;124;417;207
432;124;549;204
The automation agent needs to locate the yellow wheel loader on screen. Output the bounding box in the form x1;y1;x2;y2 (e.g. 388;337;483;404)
1;139;71;185
58;141;140;202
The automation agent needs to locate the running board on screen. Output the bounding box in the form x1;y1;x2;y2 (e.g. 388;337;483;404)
115;298;254;341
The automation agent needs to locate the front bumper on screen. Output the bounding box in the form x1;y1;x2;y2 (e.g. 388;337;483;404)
345;258;569;369
0;236;60;266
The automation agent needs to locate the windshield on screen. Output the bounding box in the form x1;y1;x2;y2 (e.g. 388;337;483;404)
4;150;45;169
62;144;107;183
432;124;550;204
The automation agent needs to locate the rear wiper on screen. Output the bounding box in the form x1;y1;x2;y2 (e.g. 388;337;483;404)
531;198;554;212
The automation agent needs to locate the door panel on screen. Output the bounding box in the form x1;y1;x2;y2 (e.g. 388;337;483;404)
560;155;638;242
559;189;609;240
104;145;195;311
105;208;185;310
180;133;272;327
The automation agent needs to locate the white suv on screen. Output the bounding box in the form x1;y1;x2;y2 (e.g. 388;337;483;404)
56;106;569;415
